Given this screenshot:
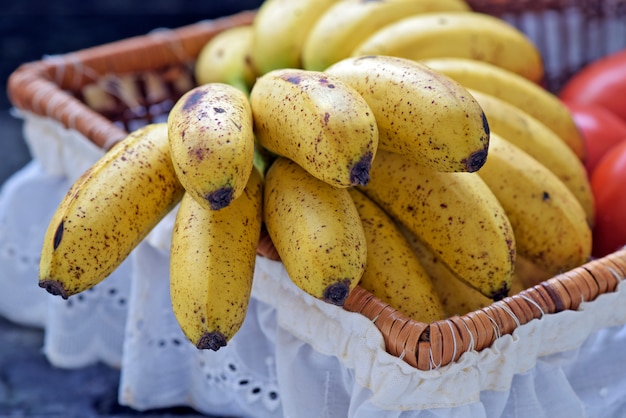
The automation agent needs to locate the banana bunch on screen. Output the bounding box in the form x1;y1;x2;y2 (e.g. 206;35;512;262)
38;1;599;354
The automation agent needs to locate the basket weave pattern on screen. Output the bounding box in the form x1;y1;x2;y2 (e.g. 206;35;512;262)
7;8;626;371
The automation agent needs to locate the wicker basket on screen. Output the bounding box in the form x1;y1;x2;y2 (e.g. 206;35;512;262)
6;7;626;373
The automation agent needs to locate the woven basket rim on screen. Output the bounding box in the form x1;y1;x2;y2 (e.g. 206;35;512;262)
7;8;626;371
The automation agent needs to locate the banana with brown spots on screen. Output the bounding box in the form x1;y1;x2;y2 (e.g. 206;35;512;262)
169;168;263;351
263;157;367;306
250;68;379;188
466;88;594;225
352;12;544;83
349;188;446;322
301;0;470;72
359;148;516;301
420;57;585;161
476;134;592;275
325;55;490;173
168;83;256;211
39;123;185;299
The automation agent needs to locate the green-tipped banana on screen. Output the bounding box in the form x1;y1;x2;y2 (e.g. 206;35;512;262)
194;25;257;94
169;168;263;351
168;83;255;211
39;123;185;298
250;68;378;188
353;11;544;83
302;0;470;71
349;188;445;322
263;157;367;306
325;55;489;172
359;149;516;300
250;0;340;75
477;134;592;275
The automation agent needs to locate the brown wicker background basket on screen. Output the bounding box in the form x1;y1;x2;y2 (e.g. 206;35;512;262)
6;7;626;371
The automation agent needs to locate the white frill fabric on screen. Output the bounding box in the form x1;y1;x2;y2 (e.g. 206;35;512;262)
2;109;626;418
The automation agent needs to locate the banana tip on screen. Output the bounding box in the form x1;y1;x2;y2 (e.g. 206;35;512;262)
350;152;373;186
39;280;69;299
323;279;351;306
206;187;234;210
197;331;228;351
490;282;510;302
465;148;488;173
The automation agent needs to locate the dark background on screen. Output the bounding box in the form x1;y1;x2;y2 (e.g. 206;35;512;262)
0;0;264;185
0;0;264;109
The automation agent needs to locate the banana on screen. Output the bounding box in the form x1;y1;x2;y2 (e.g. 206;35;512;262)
301;0;470;72
263;157;367;306
400;225;530;316
466;88;594;224
169;168;263;351
348;188;446;323
194;24;257;94
352;11;544;83
39;123;185;299
168;83;255;211
250;0;339;75
325;55;489;173
477;134;592;275
249;68;378;188
399;225;494;316
360;149;516;300
421;57;586;161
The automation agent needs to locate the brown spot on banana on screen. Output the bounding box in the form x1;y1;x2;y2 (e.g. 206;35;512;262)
183;89;206;111
53;221;64;250
282;74;302;84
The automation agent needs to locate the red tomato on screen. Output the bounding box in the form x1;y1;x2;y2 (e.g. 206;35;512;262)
590;139;626;258
564;102;626;175
559;48;626;122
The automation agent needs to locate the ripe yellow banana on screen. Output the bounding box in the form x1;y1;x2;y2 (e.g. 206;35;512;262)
39;123;185;299
325;55;489;173
421;57;586;161
301;0;470;72
263;157;367;306
250;0;339;75
348;188;446;323
360;149;516;300
352;11;544;83
477;134;592;275
169;168;263;351
250;68;378;188
168;83;255;211
467;88;594;224
194;25;257;94
398;225;494;316
401;225;530;316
